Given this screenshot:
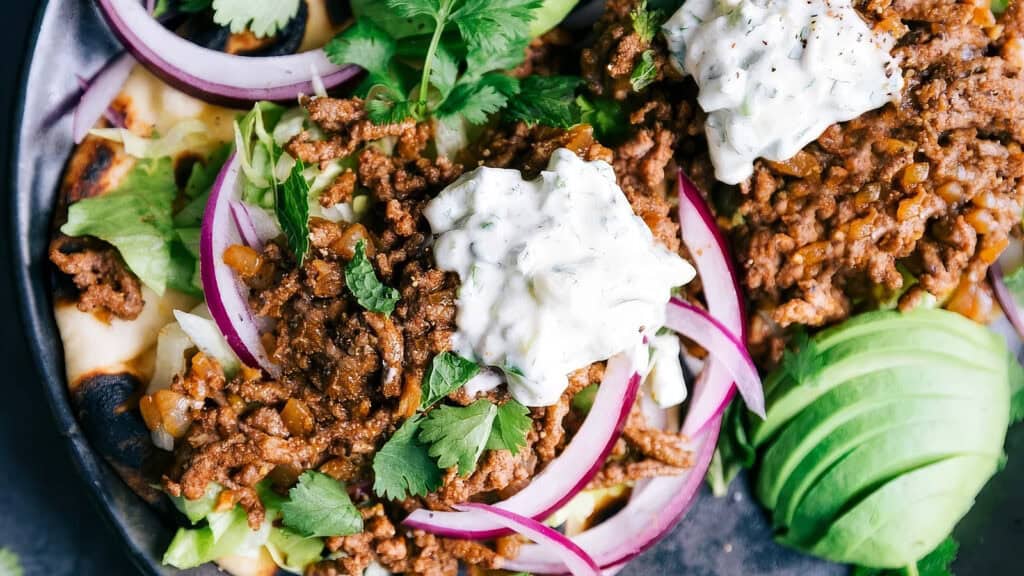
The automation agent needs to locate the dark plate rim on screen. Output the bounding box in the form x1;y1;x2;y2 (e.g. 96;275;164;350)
9;1;161;574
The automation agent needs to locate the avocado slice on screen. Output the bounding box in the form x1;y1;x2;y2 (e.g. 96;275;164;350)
770;394;999;531
813;309;1002;354
807;454;997;568
780;409;1006;548
755;362;998;508
752;338;1002;447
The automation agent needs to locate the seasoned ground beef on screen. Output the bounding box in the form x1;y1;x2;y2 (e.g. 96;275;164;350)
727;0;1024;359
49;234;144;320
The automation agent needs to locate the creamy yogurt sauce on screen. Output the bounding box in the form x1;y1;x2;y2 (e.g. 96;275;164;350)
663;0;903;184
424;150;695;406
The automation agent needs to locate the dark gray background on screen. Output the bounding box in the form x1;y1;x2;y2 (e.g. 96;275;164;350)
2;2;1021;575
1;1;136;574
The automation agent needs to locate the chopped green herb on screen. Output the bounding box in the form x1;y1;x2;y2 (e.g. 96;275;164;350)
421;352;481;408
324;19;397;77
630;50;658;92
486;399;532;455
211;0;302;38
504;75;583;128
277;159;311;265
576;95;628;143
419;399;497;476
373;415;444;500
779;329;823;386
281;471;363;538
0;548;23;576
630;0;665;43
345;239;401;315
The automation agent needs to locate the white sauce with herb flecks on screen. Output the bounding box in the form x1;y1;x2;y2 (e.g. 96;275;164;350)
424;149;695;406
663;0;903;184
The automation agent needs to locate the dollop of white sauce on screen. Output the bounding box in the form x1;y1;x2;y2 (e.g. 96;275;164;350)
663;0;903;184
425;150;696;406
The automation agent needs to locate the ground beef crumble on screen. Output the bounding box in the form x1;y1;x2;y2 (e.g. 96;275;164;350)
49;234;144;320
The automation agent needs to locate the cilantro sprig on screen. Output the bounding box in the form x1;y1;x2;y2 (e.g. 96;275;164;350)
420;400;498;476
421;352;481;408
327;0;578;127
281;471;363;538
373;415;444;500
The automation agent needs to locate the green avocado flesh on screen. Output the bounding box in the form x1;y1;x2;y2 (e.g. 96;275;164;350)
751;309;1012;569
529;0;581;36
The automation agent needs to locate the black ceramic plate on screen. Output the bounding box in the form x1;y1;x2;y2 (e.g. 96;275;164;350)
10;1;1024;575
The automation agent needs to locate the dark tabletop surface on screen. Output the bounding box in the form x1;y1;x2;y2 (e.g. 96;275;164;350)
1;2;136;574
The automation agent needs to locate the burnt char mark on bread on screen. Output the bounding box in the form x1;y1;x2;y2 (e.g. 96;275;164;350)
72;372;165;504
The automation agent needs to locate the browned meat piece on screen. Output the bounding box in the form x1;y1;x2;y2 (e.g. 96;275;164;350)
49;234;144;320
587;459;689;490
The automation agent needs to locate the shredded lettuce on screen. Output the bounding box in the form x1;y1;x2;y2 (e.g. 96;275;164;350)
91;120;210;159
170;483;224;524
174;305;241;376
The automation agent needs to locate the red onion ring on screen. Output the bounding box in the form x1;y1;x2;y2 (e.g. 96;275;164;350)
455;503;601;576
677;173;753;435
403;352;642;539
990;262;1024;341
200;153;280;376
95;0;361;106
229;201;281;252
665;298;764;417
503;414;722;572
72;52;135;143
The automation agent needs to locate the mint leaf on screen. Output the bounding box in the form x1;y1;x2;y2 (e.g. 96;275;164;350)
345;239;401;314
281;471;363;538
373;415;444;500
324;18;396;77
421;352;480;408
486;399;531;455
630;50;658;92
277;158;310;265
211;0;302;38
420;400;498;476
504;75;582;128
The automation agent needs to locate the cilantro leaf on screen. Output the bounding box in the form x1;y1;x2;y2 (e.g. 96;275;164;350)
211;0;302;38
345;239;401;314
364;81;415;125
373;415;444;500
630;0;665;43
451;0;543;59
421;352;480;408
281;471;363;538
630;50;658;92
577;95;628;143
0;548;23;576
387;0;443;20
324;19;397;77
419;399;498;476
486;399;532;455
277;158;311;265
351;0;434;38
780;329;824;386
505;75;582;128
437;81;513;125
429;44;460;99
61;157;195;296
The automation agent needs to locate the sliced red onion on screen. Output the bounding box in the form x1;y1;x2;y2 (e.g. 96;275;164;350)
403;352;642;539
200;153;280;376
96;0;361;106
454;503;601;576
664;298;764;418
990;262;1024;341
229;201;281;252
72;52;135;143
677;173;751;435
503;414;722;572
